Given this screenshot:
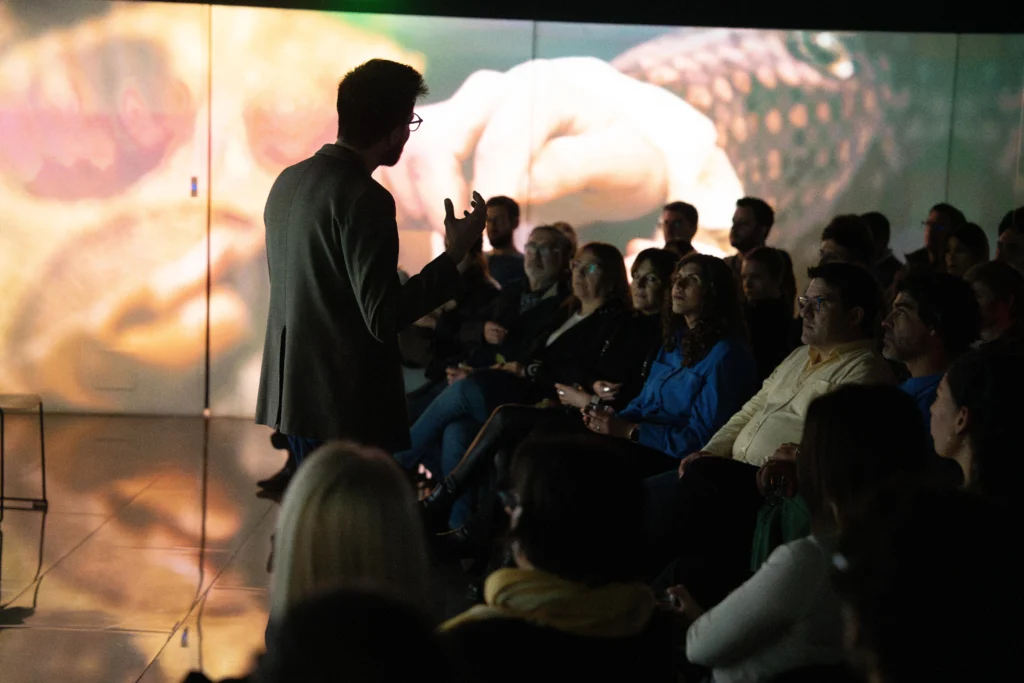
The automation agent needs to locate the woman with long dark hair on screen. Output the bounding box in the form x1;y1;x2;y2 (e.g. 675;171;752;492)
421;248;678;533
395;242;637;510
581;253;758;475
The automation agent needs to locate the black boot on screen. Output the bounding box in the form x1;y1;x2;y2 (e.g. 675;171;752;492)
431;525;477;562
420;479;458;531
257;463;294;492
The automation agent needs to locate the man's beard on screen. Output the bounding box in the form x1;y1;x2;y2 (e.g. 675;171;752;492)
381;140;404;167
488;231;513;249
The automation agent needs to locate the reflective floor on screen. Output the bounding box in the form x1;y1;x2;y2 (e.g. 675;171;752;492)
0;414;474;682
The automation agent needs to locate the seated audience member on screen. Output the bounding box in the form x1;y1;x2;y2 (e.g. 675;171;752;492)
944;222;989;278
551;221;578;255
395;243;634;487
930;348;1024;504
643;263;892;589
726;197;775;280
964;260;1024;351
686;262;892;471
422;248;677;531
484;195;525;289
188;589;452;683
818;215;875;269
583;254;758;469
741;246;799;382
402;235;501;419
658;201;699;257
862;211;903;293
267;443;431;649
558;247;680;409
833;487;1016;683
906;202;966;273
429;255;755;560
670;386;934;683
880;273;980;442
454;225;573;376
996;204;1024;272
441;436;674;683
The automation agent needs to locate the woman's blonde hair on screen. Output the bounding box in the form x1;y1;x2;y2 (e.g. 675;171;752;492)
269;441;431;621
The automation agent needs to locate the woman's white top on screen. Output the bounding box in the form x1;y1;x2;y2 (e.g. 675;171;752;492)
545;311;589;346
686;535;846;683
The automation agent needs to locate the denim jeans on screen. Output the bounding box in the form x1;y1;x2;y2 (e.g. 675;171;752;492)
394;374;494;471
285;435;325;467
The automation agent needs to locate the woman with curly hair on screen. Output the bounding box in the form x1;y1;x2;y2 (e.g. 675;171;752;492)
424;254;755;560
582;253;759;474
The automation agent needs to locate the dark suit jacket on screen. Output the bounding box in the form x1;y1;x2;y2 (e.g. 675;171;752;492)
255;144;461;450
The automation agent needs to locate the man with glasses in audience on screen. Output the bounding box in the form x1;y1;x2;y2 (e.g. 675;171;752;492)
643;263;893;588
445;225;574;383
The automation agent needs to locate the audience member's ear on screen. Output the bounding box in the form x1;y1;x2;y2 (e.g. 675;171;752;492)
848;306;865;330
954;405;970;437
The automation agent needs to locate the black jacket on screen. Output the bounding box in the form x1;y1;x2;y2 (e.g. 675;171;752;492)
464;278;572;368
399;266;500;381
443;612;675;683
255;144;462;450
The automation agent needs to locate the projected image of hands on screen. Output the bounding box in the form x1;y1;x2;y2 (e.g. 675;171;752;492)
0;1;1020;415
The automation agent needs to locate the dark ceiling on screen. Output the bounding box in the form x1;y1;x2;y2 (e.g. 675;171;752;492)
129;0;1022;34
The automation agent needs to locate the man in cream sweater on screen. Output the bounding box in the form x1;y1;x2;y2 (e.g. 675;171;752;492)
645;262;892;592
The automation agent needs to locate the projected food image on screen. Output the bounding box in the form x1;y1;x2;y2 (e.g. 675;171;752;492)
0;1;1020;416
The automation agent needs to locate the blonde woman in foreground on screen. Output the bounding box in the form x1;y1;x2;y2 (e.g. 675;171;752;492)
268;441;432;646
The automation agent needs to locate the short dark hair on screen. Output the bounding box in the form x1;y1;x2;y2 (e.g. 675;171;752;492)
948;222;990;261
663;201;698;228
744;246;797;313
799;385;932;529
860;211;891;246
929;202;966;229
806;262;883;337
508;435;644;585
895;272;981;357
736;197;775;236
944;348;1024;502
997;205;1024;236
631;248;680;283
336;59;427;148
834;486;1016;683
821;215;875;267
486;195;520;225
965;260;1024;313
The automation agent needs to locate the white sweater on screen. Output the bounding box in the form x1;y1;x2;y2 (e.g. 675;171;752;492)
685;536;845;683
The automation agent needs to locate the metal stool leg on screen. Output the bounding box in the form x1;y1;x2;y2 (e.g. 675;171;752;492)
37;403;47;510
1;408;5;523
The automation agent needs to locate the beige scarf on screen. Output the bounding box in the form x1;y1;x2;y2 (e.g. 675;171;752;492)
441;568;655;638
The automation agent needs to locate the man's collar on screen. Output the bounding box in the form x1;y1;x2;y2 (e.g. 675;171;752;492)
807;338;875;366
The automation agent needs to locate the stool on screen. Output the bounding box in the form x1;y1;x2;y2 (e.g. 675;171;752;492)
0;394;49;522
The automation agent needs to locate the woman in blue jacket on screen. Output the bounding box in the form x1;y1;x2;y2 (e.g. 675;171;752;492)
582;253;758;473
430;254;758;561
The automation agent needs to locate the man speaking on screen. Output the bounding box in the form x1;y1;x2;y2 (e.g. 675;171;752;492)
256;59;485;488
